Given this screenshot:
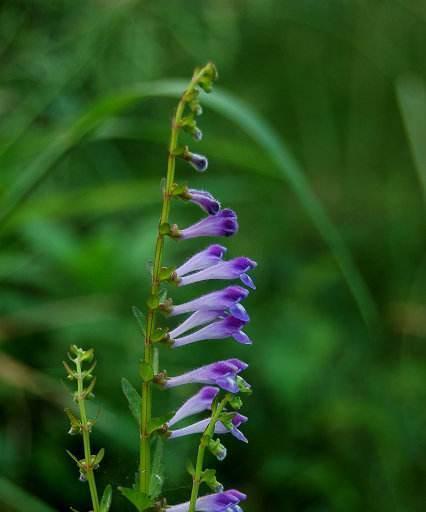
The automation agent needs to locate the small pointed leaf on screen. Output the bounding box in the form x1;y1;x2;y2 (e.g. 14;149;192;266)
118;487;153;511
94;448;105;466
121;378;141;425
132;306;146;336
100;484;112;512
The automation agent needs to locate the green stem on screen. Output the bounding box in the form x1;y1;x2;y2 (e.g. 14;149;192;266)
188;398;228;512
76;359;100;512
139;66;208;494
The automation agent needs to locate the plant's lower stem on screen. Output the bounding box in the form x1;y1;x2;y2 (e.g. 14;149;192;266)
188;399;227;512
139;66;207;494
76;360;100;512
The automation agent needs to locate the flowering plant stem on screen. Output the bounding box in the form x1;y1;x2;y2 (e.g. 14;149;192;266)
139;66;209;494
188;397;228;512
75;358;100;512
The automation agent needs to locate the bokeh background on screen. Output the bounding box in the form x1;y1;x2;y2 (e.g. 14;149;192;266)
1;1;426;511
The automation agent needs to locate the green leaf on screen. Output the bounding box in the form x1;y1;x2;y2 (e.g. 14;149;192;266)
121;377;141;425
94;447;105;466
100;484;112;512
149;437;165;498
65;449;81;466
0;476;56;512
118;487;153;512
139;361;154;382
132;306;146;336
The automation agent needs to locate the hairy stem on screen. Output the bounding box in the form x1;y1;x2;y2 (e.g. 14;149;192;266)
188;398;227;512
139;66;208;494
76;359;100;512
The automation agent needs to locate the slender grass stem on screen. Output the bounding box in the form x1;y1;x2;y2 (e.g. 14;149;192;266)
75;359;100;512
139;66;209;494
188;398;228;512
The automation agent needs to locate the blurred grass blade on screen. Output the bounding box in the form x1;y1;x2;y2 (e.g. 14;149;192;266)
0;79;378;330
396;76;426;206
0;477;55;512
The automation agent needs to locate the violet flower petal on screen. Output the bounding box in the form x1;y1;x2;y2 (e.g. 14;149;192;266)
175;245;227;277
164;359;249;393
170;286;249;317
178;209;238;240
167;386;219;427
178;257;257;287
171;316;249;348
187;189;221;215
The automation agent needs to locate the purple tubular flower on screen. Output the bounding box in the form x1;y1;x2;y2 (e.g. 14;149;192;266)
167;489;247;512
178;257;257;289
169;310;222;339
168;386;219;427
178;209;238;240
187;152;208;172
169;305;249;339
170;286;249;317
169;414;248;443
187;189;221;215
171;316;251;348
175;245;227;277
164;359;249;393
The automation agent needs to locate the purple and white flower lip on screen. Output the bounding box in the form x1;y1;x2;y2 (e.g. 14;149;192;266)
177;209;238;240
169;413;248;443
177;257;257;289
168;386;219;427
187;189;221;215
167;489;247;512
163;359;249;393
175;245;227;277
169;286;249;317
171;315;252;348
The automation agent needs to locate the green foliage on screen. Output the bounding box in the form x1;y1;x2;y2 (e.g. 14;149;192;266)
121;378;142;426
118;487;153;512
100;484;113;512
1;1;426;512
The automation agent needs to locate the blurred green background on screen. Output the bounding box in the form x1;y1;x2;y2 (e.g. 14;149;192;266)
1;1;426;511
